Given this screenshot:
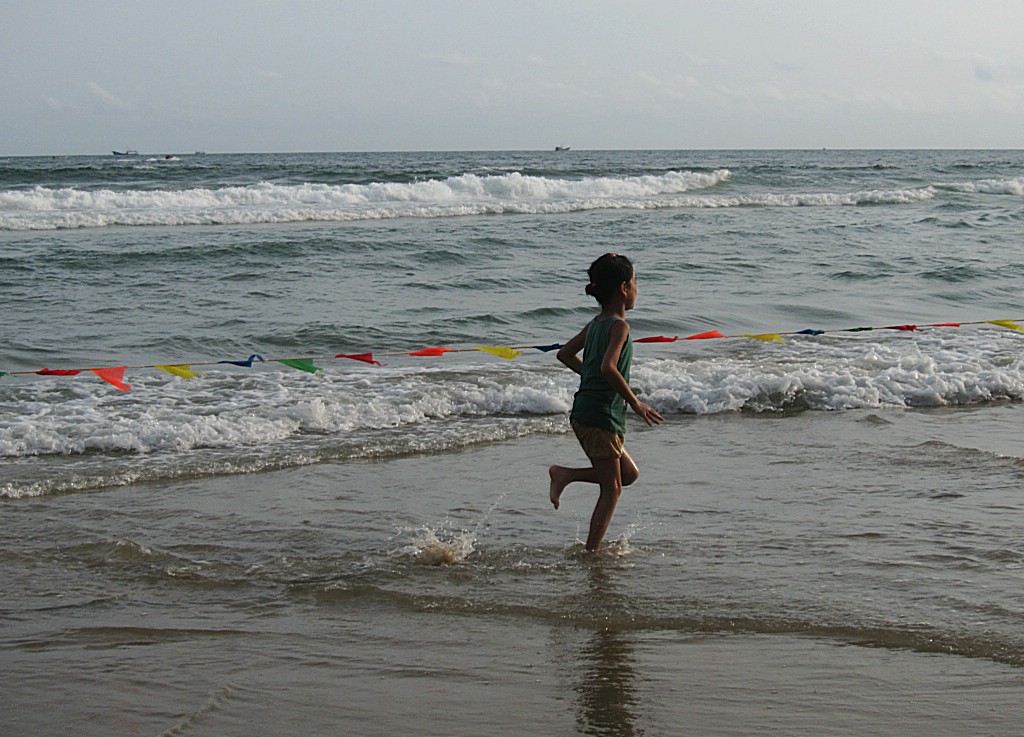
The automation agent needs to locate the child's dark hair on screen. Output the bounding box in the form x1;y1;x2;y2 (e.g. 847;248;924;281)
585;253;634;305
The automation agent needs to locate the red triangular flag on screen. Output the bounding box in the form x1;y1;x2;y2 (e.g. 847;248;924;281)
929;322;960;327
634;335;679;343
37;368;81;376
336;353;382;366
89;366;131;391
408;347;451;357
685;330;726;340
885;324;918;331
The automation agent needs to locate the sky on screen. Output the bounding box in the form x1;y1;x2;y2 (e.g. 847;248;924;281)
3;0;1024;154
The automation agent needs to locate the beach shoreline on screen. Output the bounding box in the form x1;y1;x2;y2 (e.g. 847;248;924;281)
3;148;1023;736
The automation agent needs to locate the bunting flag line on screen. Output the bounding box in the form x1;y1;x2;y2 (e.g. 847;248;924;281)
671;319;1024;342
1;317;1020;392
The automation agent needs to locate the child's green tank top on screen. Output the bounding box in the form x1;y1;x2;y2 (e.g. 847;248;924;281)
569;315;632;435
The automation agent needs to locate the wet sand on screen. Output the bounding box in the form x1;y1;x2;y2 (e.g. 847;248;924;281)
4;606;1024;736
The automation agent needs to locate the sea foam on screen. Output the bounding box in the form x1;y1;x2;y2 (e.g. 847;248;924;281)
2;329;1021;498
4;333;1023;455
939;177;1024;196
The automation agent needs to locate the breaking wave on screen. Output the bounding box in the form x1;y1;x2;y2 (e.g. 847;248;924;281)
0;168;939;230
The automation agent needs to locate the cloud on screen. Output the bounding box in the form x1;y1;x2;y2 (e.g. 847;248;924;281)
87;81;130;109
421;51;476;67
480;76;507;91
974;64;995;82
633;71;701;102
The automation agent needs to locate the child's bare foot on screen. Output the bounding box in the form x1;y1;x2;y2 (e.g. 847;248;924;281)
549;465;569;509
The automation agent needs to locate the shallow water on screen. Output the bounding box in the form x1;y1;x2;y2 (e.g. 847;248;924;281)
4;420;1024;735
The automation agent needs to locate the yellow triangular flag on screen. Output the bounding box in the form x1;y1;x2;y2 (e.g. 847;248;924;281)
741;333;784;343
475;346;522;360
986;320;1023;332
155;364;202;379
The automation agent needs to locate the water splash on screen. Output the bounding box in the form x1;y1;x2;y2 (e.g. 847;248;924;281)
393;492;509;565
397;526;477;566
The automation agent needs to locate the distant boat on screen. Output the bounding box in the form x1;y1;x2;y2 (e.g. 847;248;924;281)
554;145;570;151
112;150;138;156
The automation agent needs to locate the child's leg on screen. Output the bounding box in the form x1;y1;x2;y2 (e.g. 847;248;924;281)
548;464;595;509
549;447;638;508
586;456;623;551
620;448;639;487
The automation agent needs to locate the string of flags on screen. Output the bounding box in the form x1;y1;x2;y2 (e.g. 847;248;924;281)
1;318;1020;393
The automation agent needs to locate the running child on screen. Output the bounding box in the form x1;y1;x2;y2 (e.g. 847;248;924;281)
548;253;663;552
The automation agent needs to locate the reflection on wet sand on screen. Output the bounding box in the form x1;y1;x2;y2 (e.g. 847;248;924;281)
574;562;642;737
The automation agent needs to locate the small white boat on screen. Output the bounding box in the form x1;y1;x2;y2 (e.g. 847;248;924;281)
554;145;570;151
112;149;139;156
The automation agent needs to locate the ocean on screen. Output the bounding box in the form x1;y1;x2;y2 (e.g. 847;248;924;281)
1;149;1023;735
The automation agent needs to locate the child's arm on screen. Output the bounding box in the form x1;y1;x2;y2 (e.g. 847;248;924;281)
556;325;588;375
601;320;664;427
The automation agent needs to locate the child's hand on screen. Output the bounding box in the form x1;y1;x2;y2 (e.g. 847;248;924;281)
633;401;664;426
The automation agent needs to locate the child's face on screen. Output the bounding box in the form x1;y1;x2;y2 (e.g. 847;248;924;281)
624;274;638;310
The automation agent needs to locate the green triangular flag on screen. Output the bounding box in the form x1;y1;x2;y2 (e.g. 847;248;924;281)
275;358;322;374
